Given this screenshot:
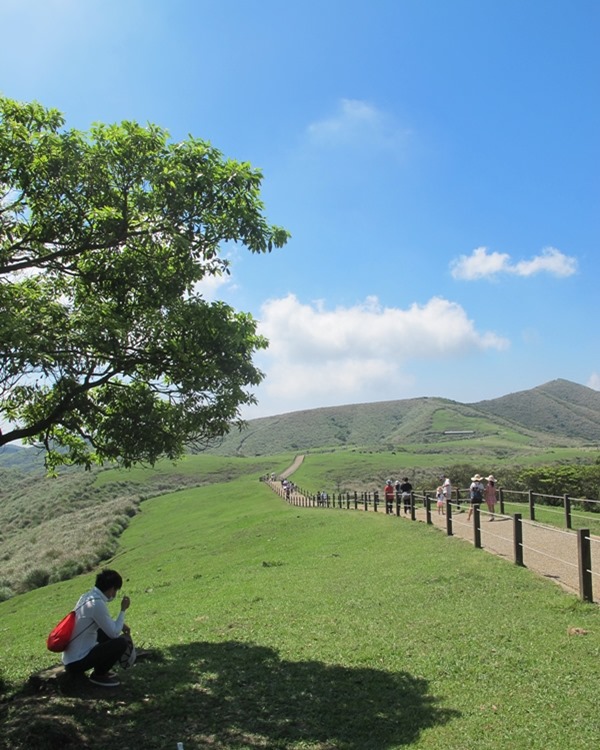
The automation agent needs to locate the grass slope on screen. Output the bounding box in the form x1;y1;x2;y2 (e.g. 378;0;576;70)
2;471;599;749
0;455;292;599
207;380;598;457
473;379;600;442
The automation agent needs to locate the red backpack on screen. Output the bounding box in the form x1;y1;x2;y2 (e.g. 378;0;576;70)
47;611;77;652
46;598;98;652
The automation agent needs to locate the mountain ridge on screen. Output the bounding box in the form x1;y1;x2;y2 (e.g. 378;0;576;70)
207;378;600;456
1;379;598;467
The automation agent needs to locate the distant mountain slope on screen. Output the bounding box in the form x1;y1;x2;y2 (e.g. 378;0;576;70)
471;379;600;442
207;379;599;456
2;380;597;466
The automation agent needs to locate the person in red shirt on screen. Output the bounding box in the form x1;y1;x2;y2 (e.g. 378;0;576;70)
384;480;395;514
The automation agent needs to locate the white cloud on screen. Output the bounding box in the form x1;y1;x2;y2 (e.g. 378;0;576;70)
307;99;409;155
450;246;578;280
192;271;234;302
588;373;600;391
513;247;578;277
249;294;508;414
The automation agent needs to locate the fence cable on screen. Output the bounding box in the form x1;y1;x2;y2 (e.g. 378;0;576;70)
520;519;575;538
480;528;514;544
519;542;579;569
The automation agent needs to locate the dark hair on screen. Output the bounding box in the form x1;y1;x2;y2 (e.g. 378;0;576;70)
95;569;123;593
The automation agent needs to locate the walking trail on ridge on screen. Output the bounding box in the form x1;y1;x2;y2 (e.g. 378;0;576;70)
271;455;600;605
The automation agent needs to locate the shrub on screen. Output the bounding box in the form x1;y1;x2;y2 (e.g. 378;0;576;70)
19;568;50;592
50;560;85;583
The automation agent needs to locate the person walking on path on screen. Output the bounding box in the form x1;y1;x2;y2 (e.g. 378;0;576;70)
467;474;485;521
400;477;413;515
485;475;498;520
436;486;445;515
443;476;456;512
384;480;395;514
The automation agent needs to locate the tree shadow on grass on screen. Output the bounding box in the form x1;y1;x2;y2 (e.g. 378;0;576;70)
128;640;460;749
2;642;460;750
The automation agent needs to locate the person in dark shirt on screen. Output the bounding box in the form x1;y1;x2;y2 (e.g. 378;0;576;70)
400;477;413;514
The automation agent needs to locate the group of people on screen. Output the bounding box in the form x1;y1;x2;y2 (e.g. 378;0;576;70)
467;473;498;521
281;478;295;499
383;478;413;514
435;474;498;520
436;474;498;521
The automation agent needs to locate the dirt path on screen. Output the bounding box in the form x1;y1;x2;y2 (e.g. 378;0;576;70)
271;459;599;603
279;454;305;479
416;504;599;602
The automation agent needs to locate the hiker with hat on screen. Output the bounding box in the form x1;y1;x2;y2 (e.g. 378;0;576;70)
467;474;485;521
442;476;456;512
484;475;498;521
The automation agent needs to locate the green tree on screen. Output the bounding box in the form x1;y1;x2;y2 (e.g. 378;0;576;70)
0;96;289;470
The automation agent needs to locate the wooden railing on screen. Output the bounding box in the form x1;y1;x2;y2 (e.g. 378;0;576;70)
265;479;600;604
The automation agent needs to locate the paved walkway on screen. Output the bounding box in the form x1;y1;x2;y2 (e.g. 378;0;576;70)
271;461;600;604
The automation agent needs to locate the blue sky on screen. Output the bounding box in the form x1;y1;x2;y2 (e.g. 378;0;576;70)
2;0;598;418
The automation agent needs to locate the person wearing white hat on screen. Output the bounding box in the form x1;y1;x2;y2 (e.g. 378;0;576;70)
485;475;498;520
467;474;484;521
442;476;455;511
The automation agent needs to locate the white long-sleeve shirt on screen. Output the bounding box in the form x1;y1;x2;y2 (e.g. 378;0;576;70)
62;586;125;665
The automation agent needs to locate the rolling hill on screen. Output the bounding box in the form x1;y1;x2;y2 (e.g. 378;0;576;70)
471;379;600;442
206;379;600;457
1;380;598;469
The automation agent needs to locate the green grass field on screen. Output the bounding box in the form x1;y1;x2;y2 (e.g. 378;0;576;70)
2;463;600;749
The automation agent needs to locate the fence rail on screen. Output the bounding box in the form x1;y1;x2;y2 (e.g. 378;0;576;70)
265;479;600;604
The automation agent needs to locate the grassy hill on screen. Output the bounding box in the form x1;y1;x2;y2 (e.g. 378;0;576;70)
2;470;599;749
2;379;597;469
1;379;597;599
0;455;292;601
472;379;600;442
207;379;599;457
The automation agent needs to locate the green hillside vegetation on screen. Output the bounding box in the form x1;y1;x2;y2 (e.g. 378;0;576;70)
0;455;291;601
1;379;598;601
473;379;600;442
207;380;598;458
2;471;600;749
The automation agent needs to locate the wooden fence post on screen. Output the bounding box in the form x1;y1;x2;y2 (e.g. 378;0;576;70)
564;494;572;530
473;504;481;549
514;513;524;566
446;498;453;536
425;495;432;525
528;490;535;521
577;528;593;603
410;492;416;521
374;491;378;512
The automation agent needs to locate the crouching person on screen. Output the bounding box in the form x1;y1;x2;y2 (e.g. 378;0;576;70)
63;568;134;688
